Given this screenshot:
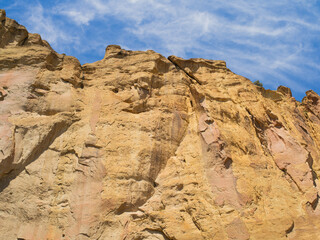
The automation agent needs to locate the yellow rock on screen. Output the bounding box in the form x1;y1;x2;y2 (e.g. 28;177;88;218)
1;9;320;240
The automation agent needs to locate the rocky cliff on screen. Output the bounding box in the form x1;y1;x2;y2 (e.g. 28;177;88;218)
1;9;320;240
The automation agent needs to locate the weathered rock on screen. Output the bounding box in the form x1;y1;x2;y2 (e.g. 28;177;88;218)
303;90;320;117
277;85;293;97
1;9;320;240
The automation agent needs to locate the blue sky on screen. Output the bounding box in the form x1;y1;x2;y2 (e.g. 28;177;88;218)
1;0;320;101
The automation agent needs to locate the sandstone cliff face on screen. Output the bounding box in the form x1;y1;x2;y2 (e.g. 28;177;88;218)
1;9;320;240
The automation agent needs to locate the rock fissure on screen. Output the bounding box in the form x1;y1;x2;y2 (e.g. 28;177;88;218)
167;56;202;85
285;221;295;236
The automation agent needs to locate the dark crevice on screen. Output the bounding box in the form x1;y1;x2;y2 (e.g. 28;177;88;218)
307;194;319;210
0;91;7;101
186;208;203;232
167;56;202;85
285;221;294;236
224;157;233;169
115;202;138;215
61;149;79;158
77;233;90;239
277;162;303;193
311;171;318;187
19;35;28;46
245;108;269;152
84;143;102;149
176;184;184;191
299;125;309;134
266;109;278;121
306;153;318;188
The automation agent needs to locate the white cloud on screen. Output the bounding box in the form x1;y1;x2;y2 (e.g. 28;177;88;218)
59;10;94;25
24;3;79;49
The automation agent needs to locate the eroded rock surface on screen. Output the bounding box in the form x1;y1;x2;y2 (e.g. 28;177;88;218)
1;9;320;240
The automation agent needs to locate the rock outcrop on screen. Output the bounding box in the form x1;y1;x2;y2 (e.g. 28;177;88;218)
1;9;320;240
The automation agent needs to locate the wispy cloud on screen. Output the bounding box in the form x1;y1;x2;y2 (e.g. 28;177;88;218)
26;4;76;45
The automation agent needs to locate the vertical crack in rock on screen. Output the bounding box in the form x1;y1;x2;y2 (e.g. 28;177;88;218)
245;108;270;154
148;110;190;182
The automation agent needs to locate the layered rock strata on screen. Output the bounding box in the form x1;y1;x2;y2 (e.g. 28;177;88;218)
1;9;320;240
